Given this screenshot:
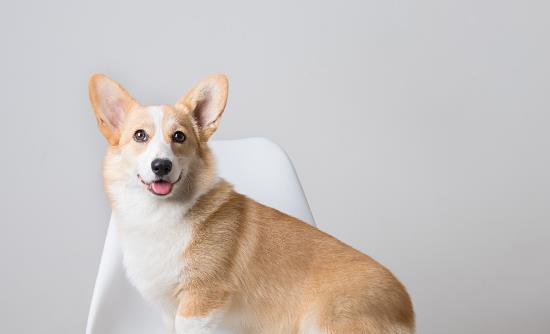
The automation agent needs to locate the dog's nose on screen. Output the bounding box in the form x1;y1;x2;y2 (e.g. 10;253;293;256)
151;159;172;177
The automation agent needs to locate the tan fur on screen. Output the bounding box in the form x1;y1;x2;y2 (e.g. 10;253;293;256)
89;73;139;146
176;177;415;333
177;74;228;141
90;74;415;334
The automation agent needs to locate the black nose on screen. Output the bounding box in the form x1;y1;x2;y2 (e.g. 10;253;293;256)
151;159;172;177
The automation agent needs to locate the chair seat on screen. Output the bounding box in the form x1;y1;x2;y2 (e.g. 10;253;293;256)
86;137;316;334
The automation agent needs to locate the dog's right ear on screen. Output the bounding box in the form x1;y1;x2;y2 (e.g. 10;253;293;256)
88;74;138;145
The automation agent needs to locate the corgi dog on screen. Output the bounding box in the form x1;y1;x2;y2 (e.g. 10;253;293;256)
88;74;415;334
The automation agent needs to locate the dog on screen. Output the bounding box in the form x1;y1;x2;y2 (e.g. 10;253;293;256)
88;74;415;334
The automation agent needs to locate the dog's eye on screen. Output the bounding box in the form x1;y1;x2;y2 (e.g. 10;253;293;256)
172;131;186;143
133;129;148;142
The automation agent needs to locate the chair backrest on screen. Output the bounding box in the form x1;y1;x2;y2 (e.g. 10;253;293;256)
86;138;316;334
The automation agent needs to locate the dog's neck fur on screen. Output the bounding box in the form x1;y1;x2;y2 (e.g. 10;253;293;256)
107;144;233;318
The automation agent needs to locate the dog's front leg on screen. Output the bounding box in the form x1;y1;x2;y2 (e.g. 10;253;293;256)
174;288;229;334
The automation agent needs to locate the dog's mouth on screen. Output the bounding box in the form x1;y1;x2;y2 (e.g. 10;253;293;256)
138;173;182;196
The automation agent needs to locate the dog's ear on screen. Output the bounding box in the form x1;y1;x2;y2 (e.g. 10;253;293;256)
177;74;228;141
88;73;138;145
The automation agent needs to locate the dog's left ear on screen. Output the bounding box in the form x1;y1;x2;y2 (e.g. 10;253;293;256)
177;74;228;141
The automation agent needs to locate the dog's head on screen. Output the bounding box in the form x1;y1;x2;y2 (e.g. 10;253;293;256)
89;74;228;202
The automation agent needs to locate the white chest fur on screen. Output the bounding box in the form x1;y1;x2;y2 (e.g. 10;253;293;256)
114;193;194;313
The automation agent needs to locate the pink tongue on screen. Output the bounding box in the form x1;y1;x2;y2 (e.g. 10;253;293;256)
151;181;172;195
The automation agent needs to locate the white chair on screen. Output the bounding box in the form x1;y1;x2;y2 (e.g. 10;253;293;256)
86;138;316;334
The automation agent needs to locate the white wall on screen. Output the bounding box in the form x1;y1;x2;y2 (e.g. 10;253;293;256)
0;1;549;333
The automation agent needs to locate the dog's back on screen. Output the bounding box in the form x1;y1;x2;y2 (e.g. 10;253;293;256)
176;179;415;333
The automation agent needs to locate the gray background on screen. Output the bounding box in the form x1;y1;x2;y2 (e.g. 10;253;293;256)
1;0;549;333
